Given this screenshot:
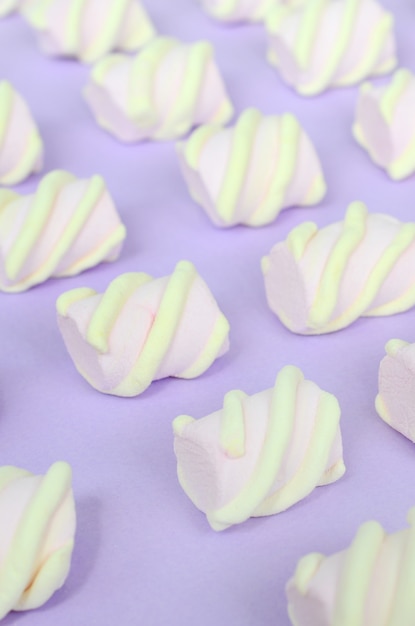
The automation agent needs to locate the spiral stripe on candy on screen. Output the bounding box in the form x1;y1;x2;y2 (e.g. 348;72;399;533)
173;365;345;531
0;462;76;619
266;0;397;96
287;509;415;626
84;37;234;142
178;108;326;227
22;0;155;63
262;202;415;334
0;170;126;292
0;81;43;185
57;261;230;397
354;69;415;180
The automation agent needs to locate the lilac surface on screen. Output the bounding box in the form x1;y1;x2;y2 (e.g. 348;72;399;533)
1;1;415;624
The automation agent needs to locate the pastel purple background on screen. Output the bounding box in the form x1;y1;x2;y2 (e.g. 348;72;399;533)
1;1;415;624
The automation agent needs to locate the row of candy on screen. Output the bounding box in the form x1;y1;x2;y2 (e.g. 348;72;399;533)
1;343;414;620
4;62;415;231
0;0;398;100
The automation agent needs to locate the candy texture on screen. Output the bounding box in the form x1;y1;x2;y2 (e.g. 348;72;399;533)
0;81;43;185
173;365;344;531
57;261;230;397
0;170;126;292
177;108;326;227
0;462;76;620
22;0;155;63
354;69;415;180
266;0;397;96
286;509;415;626
84;37;234;142
376;339;415;442
262;202;415;334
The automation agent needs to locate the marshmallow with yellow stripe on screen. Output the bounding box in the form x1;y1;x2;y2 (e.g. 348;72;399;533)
57;261;230;396
0;170;126;292
287;508;415;626
0;462;76;619
177;108;326;228
0;81;43;186
84;37;233;142
266;0;397;97
354;69;415;180
21;0;155;64
262;202;415;334
173;365;344;531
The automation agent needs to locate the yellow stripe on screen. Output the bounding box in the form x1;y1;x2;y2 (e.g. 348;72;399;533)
87;272;152;353
219;390;247;458
114;261;197;396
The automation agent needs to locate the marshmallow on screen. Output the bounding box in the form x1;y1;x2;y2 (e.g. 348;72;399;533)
22;0;155;63
0;170;126;292
0;462;76;619
262;202;415;334
84;37;234;143
0;81;43;185
354;69;415;180
57;261;230;397
287;508;415;626
266;0;397;96
177;108;326;227
376;339;415;443
173;365;345;531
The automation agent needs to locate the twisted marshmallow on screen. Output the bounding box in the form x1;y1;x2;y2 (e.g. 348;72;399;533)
262;202;415;334
376;339;415;443
0;170;126;292
22;0;155;64
354;69;415;180
84;37;234;142
266;0;397;96
57;261;230;397
0;81;43;185
0;462;76;619
173;365;344;531
177;108;326;227
287;509;415;626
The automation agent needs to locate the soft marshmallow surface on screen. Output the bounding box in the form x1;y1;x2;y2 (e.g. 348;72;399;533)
0;169;126;292
84;37;234;142
262;202;415;334
57;260;230;397
266;0;397;96
354;69;415;180
22;0;155;63
376;339;415;443
0;462;76;620
0;81;43;185
286;508;415;626
173;365;345;530
177;108;326;227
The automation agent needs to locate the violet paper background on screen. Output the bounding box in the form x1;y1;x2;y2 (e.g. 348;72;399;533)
1;0;415;624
